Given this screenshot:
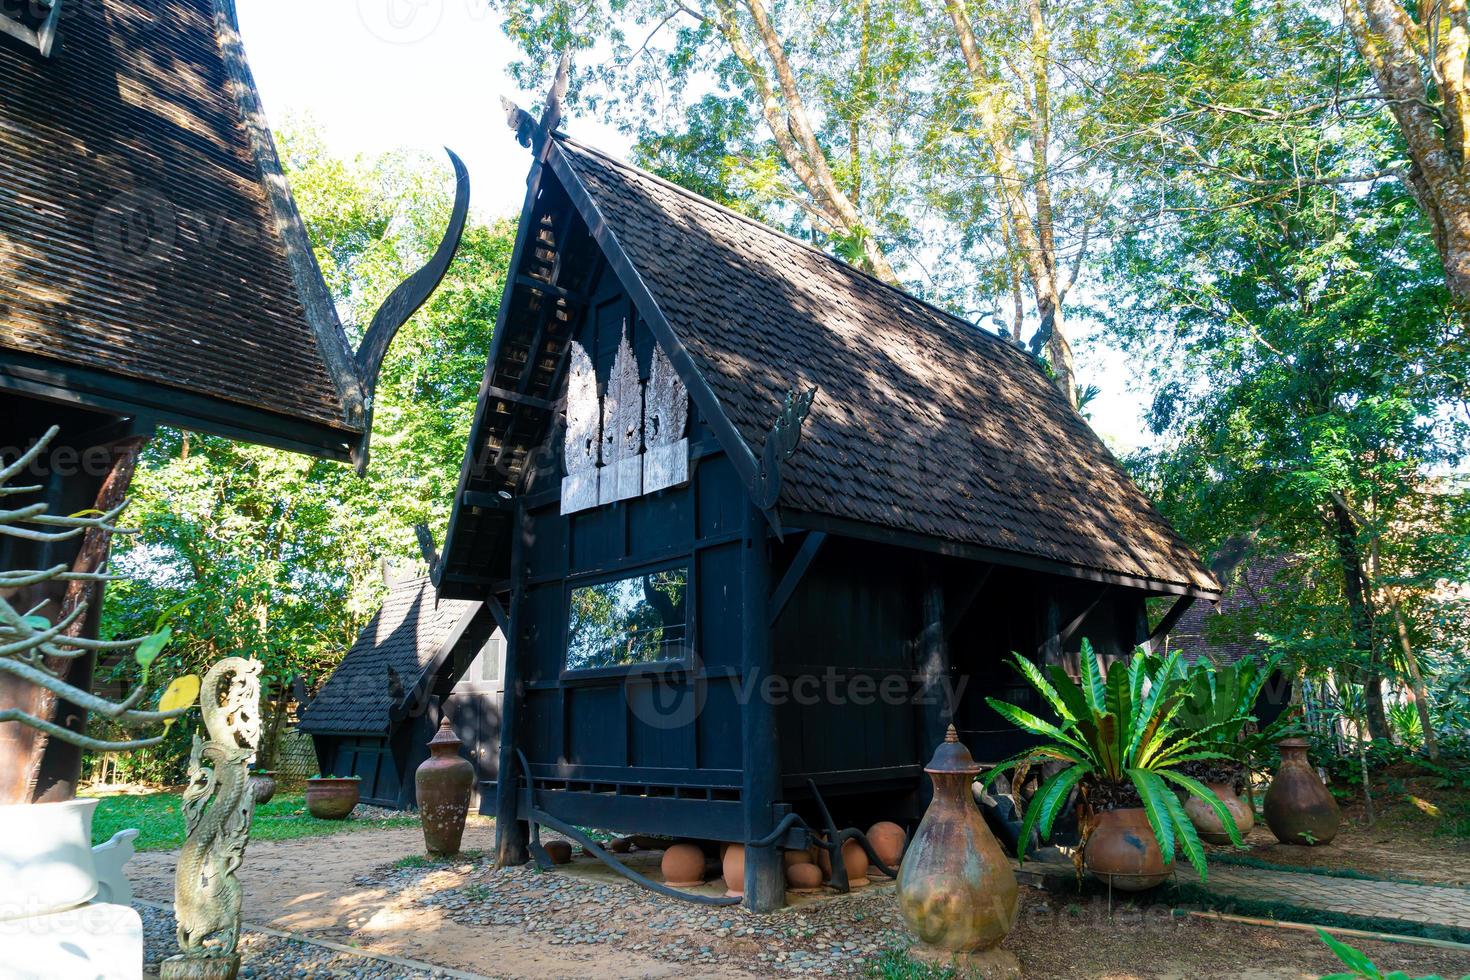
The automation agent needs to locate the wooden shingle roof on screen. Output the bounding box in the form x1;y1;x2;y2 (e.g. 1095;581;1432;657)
0;0;366;456
298;578;482;735
440;134;1217;597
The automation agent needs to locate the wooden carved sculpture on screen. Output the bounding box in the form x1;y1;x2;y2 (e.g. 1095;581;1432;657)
163;657;263;980
561;340;600;514
643;343;689;495
603;327;643;504
752;387;818;513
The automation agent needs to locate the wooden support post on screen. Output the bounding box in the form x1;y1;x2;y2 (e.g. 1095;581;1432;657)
494;505;530;868
914;575;951;810
741;501;783;912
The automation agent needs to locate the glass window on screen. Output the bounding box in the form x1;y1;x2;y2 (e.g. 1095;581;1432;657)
566;566;688;671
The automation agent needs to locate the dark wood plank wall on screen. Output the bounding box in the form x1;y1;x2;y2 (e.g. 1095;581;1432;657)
514;258;749;792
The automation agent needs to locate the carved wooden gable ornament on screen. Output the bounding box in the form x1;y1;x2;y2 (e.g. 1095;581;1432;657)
561;327;689;515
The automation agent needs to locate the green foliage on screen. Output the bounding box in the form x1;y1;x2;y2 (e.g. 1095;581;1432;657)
91;121;516;778
87;792;417;852
865;949;957;980
1317;929;1468;980
985;642;1242;878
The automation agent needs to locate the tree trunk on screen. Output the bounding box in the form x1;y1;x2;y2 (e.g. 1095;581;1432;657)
1391;599;1440;759
0;434;149;804
1329;494;1390;742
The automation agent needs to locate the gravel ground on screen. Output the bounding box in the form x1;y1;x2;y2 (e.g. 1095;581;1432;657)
137;902;456;979
359;849;913;977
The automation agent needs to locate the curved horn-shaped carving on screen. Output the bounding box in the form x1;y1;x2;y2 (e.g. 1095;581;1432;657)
352;147;471;472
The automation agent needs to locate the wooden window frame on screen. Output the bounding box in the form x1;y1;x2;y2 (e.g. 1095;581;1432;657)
559;557;694;681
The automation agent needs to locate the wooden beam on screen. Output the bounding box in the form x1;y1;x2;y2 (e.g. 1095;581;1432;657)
481;384;560;413
1053;584;1111;653
463;490;515;511
1145;595;1197;653
740;501;784;912
767;531;826;626
485;594;511;635
514;274;587;307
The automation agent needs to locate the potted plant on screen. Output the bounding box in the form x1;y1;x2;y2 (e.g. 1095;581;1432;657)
305;774;360;819
1153;653;1282;845
985;642;1242;890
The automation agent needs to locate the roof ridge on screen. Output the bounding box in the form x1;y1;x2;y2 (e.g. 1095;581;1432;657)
553;132;1041;370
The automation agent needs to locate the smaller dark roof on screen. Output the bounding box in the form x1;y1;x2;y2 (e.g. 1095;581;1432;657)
1167;555;1292;665
298;577;482;735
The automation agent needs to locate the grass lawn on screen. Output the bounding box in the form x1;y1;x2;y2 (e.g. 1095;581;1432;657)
87;790;419;851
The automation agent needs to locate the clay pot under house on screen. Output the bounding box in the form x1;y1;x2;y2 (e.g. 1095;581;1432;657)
786;861;823;892
1263;738;1340;846
305;777;360;820
543;840;573;865
609;837;632;854
722;843;745;897
1184;781;1254;846
1085;807;1168;891
867;821;906;875
817;838;870;887
897;727;1019;976
662;843;706;887
783;849;813;868
248;771;277;806
415;718;475;856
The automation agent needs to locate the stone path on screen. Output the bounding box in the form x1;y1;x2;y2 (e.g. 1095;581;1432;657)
1178;864;1470;932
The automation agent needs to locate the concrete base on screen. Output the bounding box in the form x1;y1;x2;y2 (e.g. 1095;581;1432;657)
160;952;241;980
0;901;143;979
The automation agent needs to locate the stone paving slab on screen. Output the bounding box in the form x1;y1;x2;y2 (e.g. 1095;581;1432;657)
1177;865;1470;931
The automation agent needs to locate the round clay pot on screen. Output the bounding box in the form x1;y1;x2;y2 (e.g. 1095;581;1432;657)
1264;738;1340;846
662;843;706;887
416;718;475;856
1185;781;1254;846
722;843;745;897
543;840;573;865
818;839;869;888
248;771;277;805
1085;807;1168;891
305;778;360;820
610;837;632;854
786;861;823;893
867;821;906;872
783;849;813;868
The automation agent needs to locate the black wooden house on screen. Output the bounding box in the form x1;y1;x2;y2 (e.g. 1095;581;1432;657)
436;122;1220;909
299;576;504;809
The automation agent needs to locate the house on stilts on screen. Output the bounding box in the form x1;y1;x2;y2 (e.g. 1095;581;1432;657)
434;101;1221;910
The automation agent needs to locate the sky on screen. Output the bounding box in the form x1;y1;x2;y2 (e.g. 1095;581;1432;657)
238;0;1152;453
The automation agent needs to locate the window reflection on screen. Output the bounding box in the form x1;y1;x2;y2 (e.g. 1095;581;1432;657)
566;567;688;670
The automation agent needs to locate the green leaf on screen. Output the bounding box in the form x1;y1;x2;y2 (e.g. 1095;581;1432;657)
1017;764;1090;864
1047;664;1092;722
21;615;49;631
985;698;1090;754
1161;781;1208;879
1128;768;1177;867
1315;928;1383;978
134;627;171;684
1011;655;1074;724
1078;638;1106;715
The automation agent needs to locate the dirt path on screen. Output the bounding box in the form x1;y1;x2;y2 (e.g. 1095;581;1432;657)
129;823;750;979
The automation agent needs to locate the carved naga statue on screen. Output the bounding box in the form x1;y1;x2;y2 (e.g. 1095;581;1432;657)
164;657;263;979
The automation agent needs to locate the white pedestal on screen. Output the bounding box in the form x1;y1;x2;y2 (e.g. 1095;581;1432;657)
0;902;144;980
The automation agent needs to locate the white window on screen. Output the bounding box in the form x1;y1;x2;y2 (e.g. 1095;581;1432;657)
1;0;62;57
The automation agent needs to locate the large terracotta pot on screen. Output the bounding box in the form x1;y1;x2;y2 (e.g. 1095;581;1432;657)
722;843;745;897
1085;807;1168;891
898;727;1019;973
249;771;277;806
0;798;100;920
415;717;475;856
867;821;906;873
543;840;573;864
661;843;706;887
1184;781;1254;846
817;838;870;888
305;777;360;820
1264;738;1340;846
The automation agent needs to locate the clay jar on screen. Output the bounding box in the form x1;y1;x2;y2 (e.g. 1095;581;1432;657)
1184;782;1254;846
898;726;1019;971
248;771;277;806
543;840;573;865
415;718;475;856
722;843;745;897
1264;738;1340;846
1085;807;1168;891
786;861;823;892
305;777;360;820
662;843;706;887
867;821;906;876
